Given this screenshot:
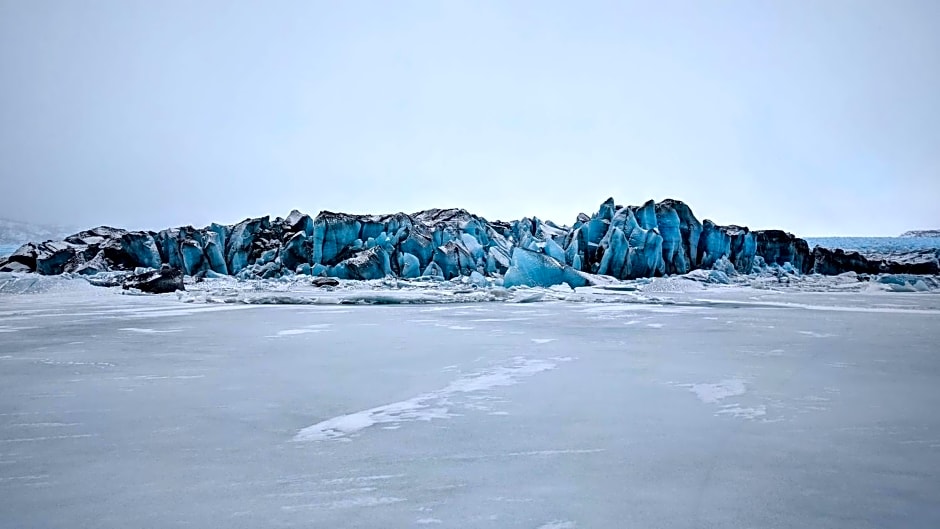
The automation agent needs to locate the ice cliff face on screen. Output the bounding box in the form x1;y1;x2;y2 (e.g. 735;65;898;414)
1;198;935;286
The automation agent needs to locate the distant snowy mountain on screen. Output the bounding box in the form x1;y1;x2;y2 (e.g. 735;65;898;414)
900;229;940;238
0;218;73;256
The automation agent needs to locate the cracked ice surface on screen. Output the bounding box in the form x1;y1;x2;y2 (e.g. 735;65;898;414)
295;357;567;442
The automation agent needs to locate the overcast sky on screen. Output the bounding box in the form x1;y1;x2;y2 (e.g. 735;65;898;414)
1;0;937;236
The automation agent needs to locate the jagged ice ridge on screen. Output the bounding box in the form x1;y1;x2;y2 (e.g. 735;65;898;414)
1;198;937;289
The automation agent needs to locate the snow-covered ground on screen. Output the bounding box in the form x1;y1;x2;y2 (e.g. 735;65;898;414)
1;277;939;528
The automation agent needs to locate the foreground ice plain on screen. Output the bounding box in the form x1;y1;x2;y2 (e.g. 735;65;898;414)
2;279;940;528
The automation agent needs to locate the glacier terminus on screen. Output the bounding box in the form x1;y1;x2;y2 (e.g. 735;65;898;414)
2;198;938;291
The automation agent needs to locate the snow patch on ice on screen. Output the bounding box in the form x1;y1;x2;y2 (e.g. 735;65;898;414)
676;379;772;421
0;325;35;333
537;521;577;529
697;298;940;315
826;362;854;369
798;330;835;338
273;329;326;337
268;324;333;337
277;329;320;336
111;374;204;381
416;518;442;525
716;405;766;419
119;328;181;334
320;474;403;485
126;305;256;318
531;338;556;344
748;348;786;357
8;422;80;428
37;360;114;368
683;379;747;404
294;357;569;441
0;433;96;443
0;474;49;483
280;496;406;511
507;449;604;457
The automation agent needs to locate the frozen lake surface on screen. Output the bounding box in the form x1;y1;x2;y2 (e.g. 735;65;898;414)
2;284;940;528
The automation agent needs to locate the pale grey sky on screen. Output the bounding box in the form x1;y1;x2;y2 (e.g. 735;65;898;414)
1;0;937;236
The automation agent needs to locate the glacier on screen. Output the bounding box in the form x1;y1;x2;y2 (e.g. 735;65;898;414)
1;199;938;291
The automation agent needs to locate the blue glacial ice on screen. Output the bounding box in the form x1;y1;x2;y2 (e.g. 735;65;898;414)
4;197;938;287
503;248;589;289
